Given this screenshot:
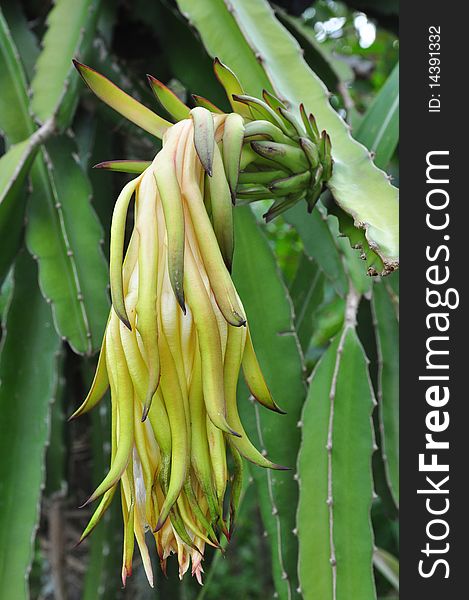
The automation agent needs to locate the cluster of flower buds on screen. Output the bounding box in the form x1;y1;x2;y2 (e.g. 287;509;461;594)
71;57;331;588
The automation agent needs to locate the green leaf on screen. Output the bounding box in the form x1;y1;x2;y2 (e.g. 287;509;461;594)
289;252;325;351
373;547;399;592
0;137;41;285
356;63;399;170
45;358;67;496
176;0;399;273
233;206;305;599
0;269;14;319
0;12;44;285
372;280;399;506
26;136;109;355
0;9;33;143
0;139;39;206
298;325;376;599
30;0;101;128
0;252;61;599
82;359;123;598
285;203;347;297
1;3;40;81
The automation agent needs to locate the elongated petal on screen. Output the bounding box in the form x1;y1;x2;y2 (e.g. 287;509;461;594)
135;169;160;419
154;139;186;313
238;169;288;185
262;89;287;113
184;244;240;437
83;314;134;505
190;106;215;176
232;94;286;132
209;143;234;270
183;480;219;545
299;103;319;142
147;74;190;122
93;160;151;174
154;332;189;531
251;140;309;172
206;414;228;507
189;346;221;524
69;328;109;420
191;94;223;114
243;119;294;146
224;325;288;469
277;106;306;138
227;441;243;535
177;494;216;547
120;484;135;587
299;137;319;169
78;486;117;543
213;58;251;119
268;170;311;196
222;112;245;202
242;326;285;413
110;176;140;329
182;140;246;326
73;60;171;138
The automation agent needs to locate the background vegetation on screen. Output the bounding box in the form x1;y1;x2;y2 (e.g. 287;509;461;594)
0;0;399;598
